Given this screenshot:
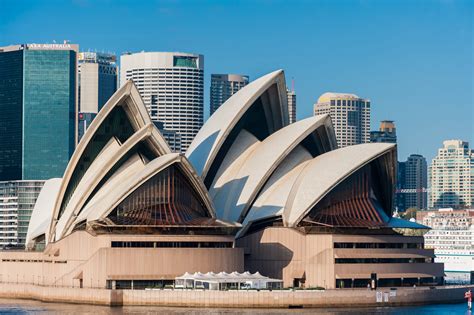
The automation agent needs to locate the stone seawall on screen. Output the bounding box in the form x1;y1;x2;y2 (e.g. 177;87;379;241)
0;283;470;308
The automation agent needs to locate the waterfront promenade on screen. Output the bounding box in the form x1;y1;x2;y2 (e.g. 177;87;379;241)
0;283;470;308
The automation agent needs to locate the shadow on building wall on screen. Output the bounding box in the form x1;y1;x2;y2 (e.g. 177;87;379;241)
434;192;465;209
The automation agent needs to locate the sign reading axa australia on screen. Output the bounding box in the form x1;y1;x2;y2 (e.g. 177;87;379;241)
27;43;79;51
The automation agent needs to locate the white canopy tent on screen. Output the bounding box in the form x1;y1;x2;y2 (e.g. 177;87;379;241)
175;271;283;290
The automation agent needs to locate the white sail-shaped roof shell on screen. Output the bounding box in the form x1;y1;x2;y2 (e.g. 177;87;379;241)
26;80;227;246
238;143;396;235
83;153;216;224
210;115;336;222
25;71;403;247
54;125;168;239
186;70;288;182
70;152;148;234
284;143;396;227
25;178;62;248
49;81;171;242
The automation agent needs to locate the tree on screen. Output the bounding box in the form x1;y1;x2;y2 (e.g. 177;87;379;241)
402;207;419;220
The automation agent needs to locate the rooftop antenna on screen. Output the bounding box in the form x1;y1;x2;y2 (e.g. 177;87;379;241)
291;77;295;92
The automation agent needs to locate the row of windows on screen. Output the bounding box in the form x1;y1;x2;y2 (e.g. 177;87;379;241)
111;241;233;248
1;259;66;263
126;69;202;74
335;258;430;264
336;277;442;288
132;81;203;85
334;242;423;249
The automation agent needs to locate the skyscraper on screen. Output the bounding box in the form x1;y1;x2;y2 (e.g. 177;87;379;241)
78;52;117;113
397;154;428;211
429;140;474;209
0;43;78;181
120;52;204;151
153;121;182;153
0;180;44;248
313;92;370;148
78;52;117;141
370;120;397;143
77;112;97;141
210;74;249;115
287;88;296;124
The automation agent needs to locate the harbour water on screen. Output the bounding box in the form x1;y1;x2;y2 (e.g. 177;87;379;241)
0;299;468;315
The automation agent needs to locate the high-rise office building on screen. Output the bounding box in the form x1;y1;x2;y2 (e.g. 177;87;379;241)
78;52;117;142
429;140;474;209
0;43;78;181
370;120;397;143
287;88;296;124
78;52;117;113
313;92;370;148
77;112;97;142
397;154;428;211
153;121;182;153
0;180;44;248
210;74;249;115
120;52;204;151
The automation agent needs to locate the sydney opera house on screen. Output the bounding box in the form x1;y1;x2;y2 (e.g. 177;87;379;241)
0;70;443;290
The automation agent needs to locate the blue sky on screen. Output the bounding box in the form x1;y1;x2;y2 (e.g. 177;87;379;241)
1;0;472;160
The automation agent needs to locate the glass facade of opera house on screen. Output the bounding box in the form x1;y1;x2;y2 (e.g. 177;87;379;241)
0;70;444;291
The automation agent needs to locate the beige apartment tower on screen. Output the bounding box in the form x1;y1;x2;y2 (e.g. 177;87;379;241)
78;52;117;113
314;92;370;148
429;140;474;209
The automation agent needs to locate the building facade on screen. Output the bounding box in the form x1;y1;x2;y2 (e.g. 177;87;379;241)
313;92;370;148
0;43;77;181
153;121;182;153
429;140;474;209
287;88;296;124
0;180;44;248
77;112;97;142
120;52;204;151
397;154;428;211
78;52;117;113
370;120;397;143
210;74;249;115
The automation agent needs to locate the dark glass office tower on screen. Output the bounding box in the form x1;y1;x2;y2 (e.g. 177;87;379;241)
397;154;428;211
0;49;23;180
210;74;249;115
0;44;78;181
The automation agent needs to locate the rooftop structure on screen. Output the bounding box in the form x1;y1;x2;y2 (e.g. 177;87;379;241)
370;120;397;143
